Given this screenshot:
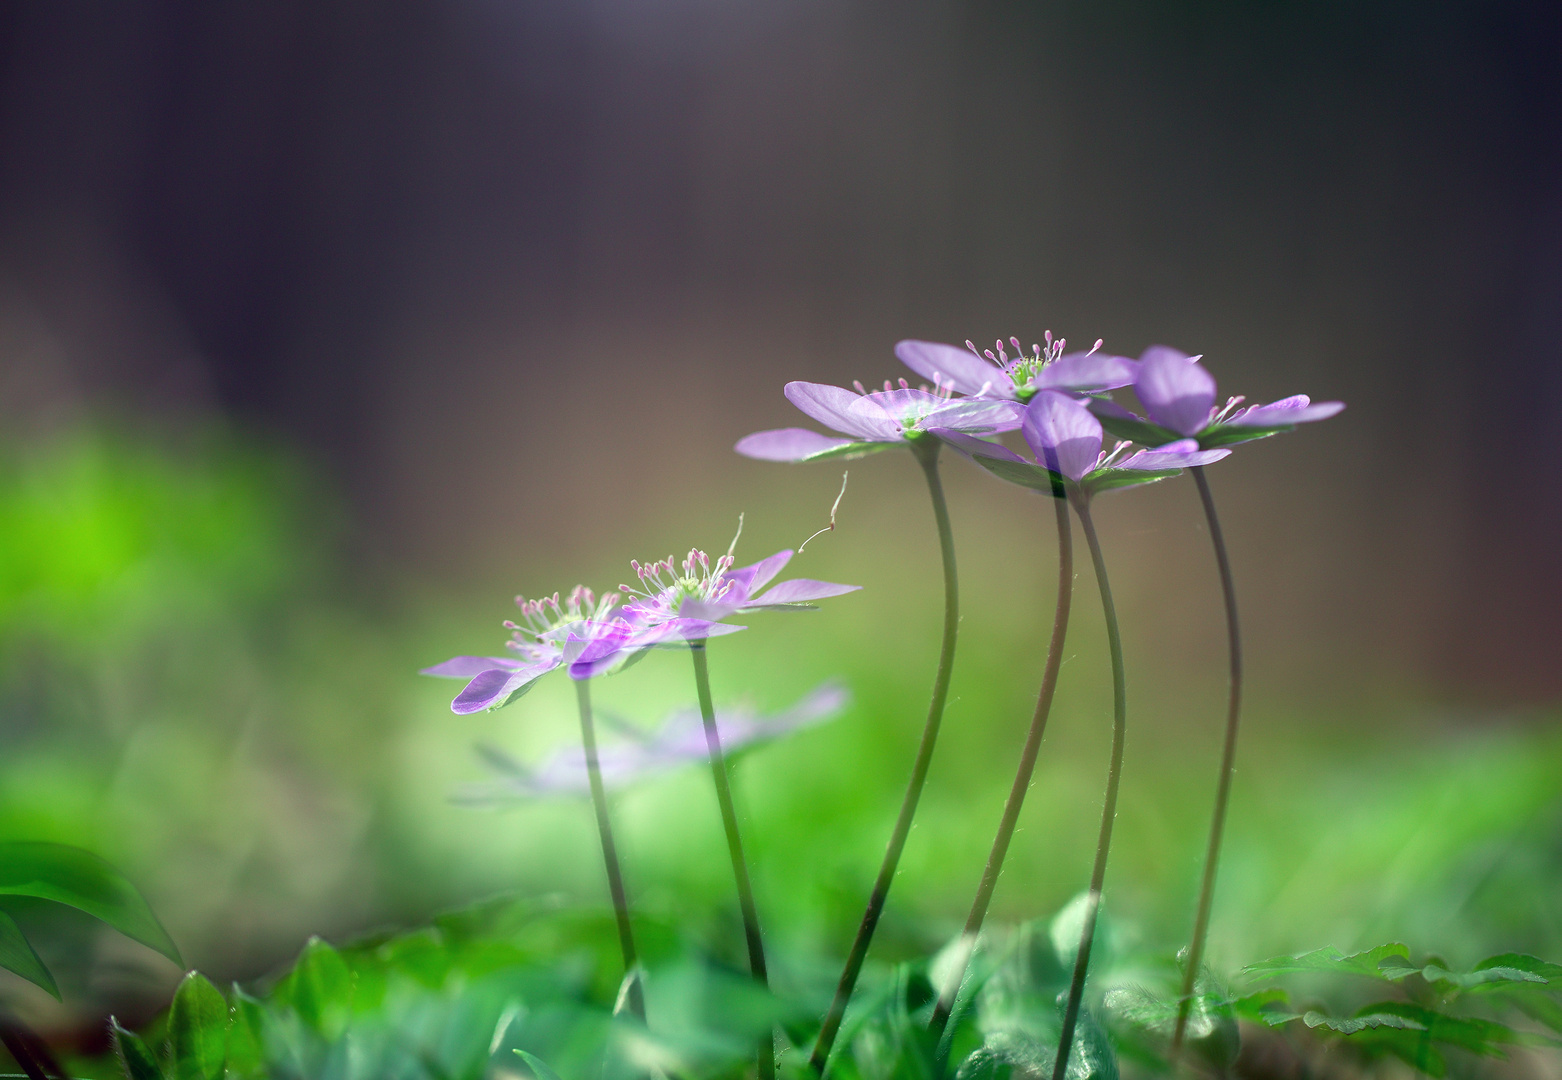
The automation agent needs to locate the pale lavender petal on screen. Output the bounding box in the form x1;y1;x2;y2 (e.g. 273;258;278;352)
421;656;525;678
565;620;636;669
1227;397;1346;428
678;597;745;622
919;397;1026;433
1021;391;1103;481
928;427;1029;463
1136;346;1216;436
725;549;793;594
895;339;1013;397
1033;352;1140;393
746;578;861;606
735;428;856;462
631;619;748;648
784;381;893;440
857;387;944;421
452;663;555;714
1118;443;1232;471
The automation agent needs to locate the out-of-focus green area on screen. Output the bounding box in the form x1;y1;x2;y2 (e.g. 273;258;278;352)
1;424;1559;1038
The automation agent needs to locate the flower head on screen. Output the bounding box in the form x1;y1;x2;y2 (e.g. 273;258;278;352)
734;376;1023;464
1091;346;1345;449
618;534;860;647
454;683;850;802
421;585;638;714
934;390;1230;501
895;334;1139;403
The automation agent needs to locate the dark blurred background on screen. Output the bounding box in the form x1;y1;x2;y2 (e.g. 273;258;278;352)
3;0;1561;695
2;0;1562;1039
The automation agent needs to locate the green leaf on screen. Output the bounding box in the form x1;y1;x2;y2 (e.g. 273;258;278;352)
1302;1010;1423;1035
166;971;227;1080
514;1049;567;1080
222;986;267;1078
112;1017;167;1080
973;456;1065;496
1093;413;1181;447
0;842;181;965
1229;990;1300;1028
1083;468;1180;496
1473;953;1562;981
0;907;58;998
1243;943;1412;982
1197;424;1289;449
1422;963;1548;991
800;441;895;463
280;936;353;1041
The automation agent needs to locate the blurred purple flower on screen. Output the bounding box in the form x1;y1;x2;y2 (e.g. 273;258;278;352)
935;390;1229;500
734;378;1023;463
1090;345;1345;449
454;683;850;802
421;586;637;714
895;334;1139;404
617;538;860;647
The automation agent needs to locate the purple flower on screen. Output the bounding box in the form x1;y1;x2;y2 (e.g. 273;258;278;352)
421;586;638;714
617;540;860;646
895;334;1139;403
934;390;1230;500
734;378;1024;463
1091;345;1345;449
455;683;850;802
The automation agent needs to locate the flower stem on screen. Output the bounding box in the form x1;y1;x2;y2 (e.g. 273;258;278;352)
1170;465;1244;1054
810;438;959;1074
1051;498;1126;1080
930;493;1074;1042
574;678;645;1022
691;641;775;1080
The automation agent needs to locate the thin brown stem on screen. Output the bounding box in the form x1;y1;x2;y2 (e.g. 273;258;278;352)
1051;498;1126;1080
930;493;1073;1042
1170;466;1244;1053
810;438;959;1075
575;679;645;1022
691;642;774;1080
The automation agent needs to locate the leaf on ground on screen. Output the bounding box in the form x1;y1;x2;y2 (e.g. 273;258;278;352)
0;842;181;965
166;971;227;1080
0;907;58;999
514;1049;567;1080
1244;943;1412;982
112;1017;167;1080
279;936;353;1041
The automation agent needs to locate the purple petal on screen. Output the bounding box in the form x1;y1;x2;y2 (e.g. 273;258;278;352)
735;428;857;462
1136;346;1216;436
919;397;1025;433
894;340;1013;397
928;427;1029;463
1118;442;1232;471
452;663;555;714
844;390;925;439
784;382;895;440
1227;397;1346;428
1085;397;1143;421
746;578;862;606
1033;352;1140;393
631;619;748;647
725;549;794;595
565;620;636;669
1020;391;1103;481
421;656;525;678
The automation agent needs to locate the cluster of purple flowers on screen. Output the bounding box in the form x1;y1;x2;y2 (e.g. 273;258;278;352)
422;325;1341;1078
422;550;858;711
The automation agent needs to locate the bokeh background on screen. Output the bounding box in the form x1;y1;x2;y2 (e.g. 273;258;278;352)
2;0;1561;1045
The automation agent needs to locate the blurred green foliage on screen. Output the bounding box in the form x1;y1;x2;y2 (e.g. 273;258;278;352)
0;425;1559;1078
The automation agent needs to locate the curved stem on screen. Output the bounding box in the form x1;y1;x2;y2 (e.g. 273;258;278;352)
930;493;1073;1043
1051;498;1126;1080
575;679;645;1022
811;439;959;1074
1170;466;1244;1053
691;642;775;1080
